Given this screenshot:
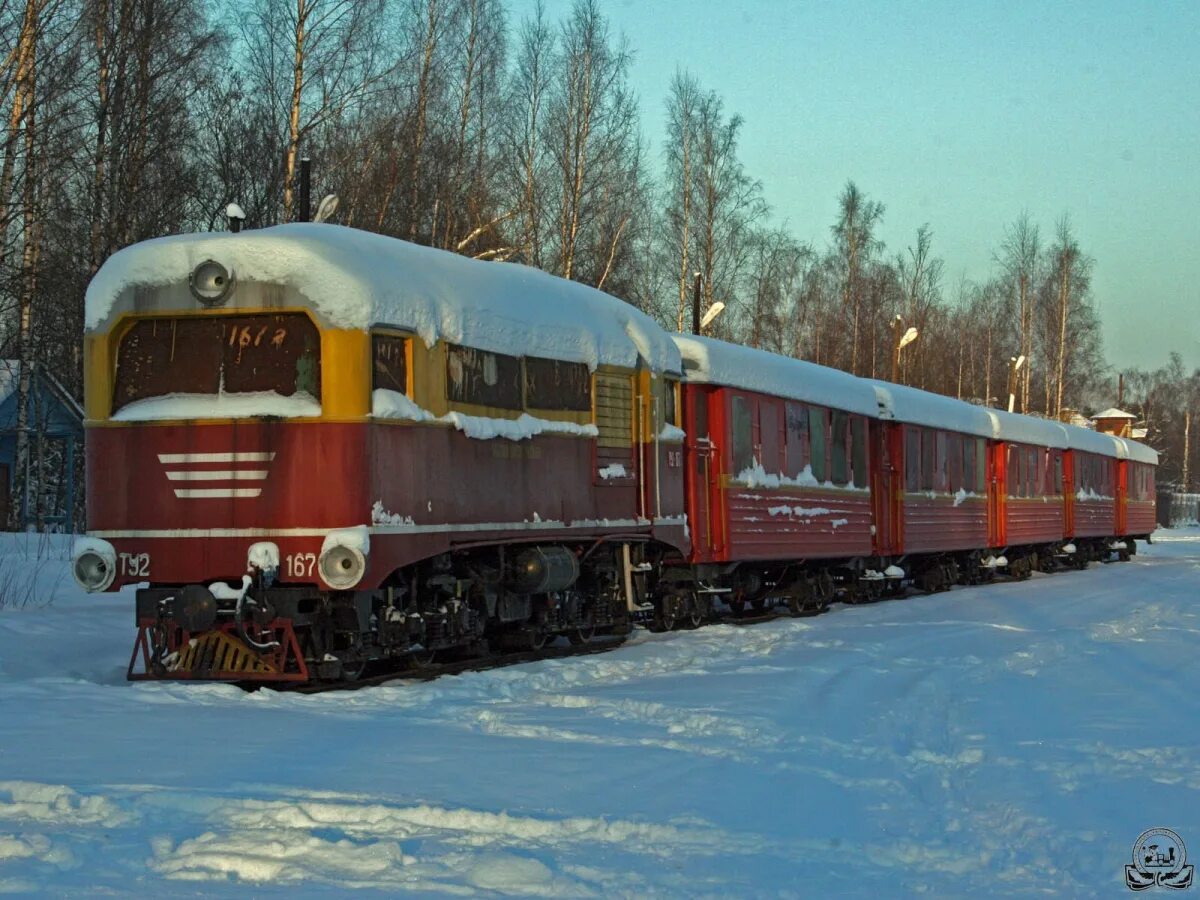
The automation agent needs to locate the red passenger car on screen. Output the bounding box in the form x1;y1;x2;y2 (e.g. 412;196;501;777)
674;336;882;609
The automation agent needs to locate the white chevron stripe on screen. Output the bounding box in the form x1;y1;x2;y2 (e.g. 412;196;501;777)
173;488;264;499
158;452;276;463
165;470;268;481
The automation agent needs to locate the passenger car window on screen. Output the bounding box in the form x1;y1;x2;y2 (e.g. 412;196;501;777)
731;395;754;475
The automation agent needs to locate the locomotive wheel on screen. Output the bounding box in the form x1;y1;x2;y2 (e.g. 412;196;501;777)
687;600;705;629
340;659;367;682
526;630;550;650
407;649;437;670
568;625;596;646
656;606;678;632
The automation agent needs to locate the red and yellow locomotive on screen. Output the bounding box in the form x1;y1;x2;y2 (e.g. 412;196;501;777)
71;224;1156;684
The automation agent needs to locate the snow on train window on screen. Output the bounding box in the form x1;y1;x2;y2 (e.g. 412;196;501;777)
830;410;849;486
785;402;809;476
446;344;522;410
905;427;920;492
112;313;321;413
731;395;754;475
851;416;868;487
808;406;828;482
372;333;408;394
524;356;591;411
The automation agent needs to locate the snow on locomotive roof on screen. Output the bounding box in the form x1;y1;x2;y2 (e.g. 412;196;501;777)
1062;422;1120;458
1115;436;1159;465
986;409;1068;448
672;334;879;417
85;224;681;373
870;381;994;438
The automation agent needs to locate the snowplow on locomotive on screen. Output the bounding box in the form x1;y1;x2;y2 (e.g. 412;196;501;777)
72;224;1158;686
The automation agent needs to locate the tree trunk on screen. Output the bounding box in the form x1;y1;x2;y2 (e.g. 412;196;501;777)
9;0;39;531
282;0;307;222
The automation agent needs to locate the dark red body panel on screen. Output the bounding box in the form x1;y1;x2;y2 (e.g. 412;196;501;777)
1072;500;1116;538
1004;498;1066;546
900;495;989;554
722;485;874;561
88;420;689;591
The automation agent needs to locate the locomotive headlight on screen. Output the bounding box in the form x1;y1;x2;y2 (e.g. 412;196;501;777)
318;527;369;590
189;259;234;305
71;538;116;593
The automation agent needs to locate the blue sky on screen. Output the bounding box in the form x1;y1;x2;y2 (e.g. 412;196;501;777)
513;0;1200;372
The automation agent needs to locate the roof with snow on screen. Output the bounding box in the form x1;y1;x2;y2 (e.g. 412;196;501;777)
1092;408;1137;420
987;409;1068;448
673;335;880;417
1062;422;1121;458
85;224;681;374
1115;436;1159;465
870;381;995;438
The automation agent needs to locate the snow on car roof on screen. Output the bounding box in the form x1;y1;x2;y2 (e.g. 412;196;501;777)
870;381;995;438
672;334;880;417
1062;422;1121;458
1115;436;1159;465
986;409;1068;448
85;224;681;374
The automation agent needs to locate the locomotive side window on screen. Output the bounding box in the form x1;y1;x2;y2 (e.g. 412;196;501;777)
731;395;755;475
663;378;679;427
905;427;920;492
372;333;409;395
524;356;591;411
808;407;828;482
446;344;522;410
113;313;321;413
830;410;849;486
851;416;868;488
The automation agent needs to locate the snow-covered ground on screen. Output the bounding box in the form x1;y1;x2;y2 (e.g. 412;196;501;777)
1;531;1198;896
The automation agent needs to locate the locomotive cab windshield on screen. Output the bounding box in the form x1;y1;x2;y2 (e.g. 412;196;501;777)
111;313;322;419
